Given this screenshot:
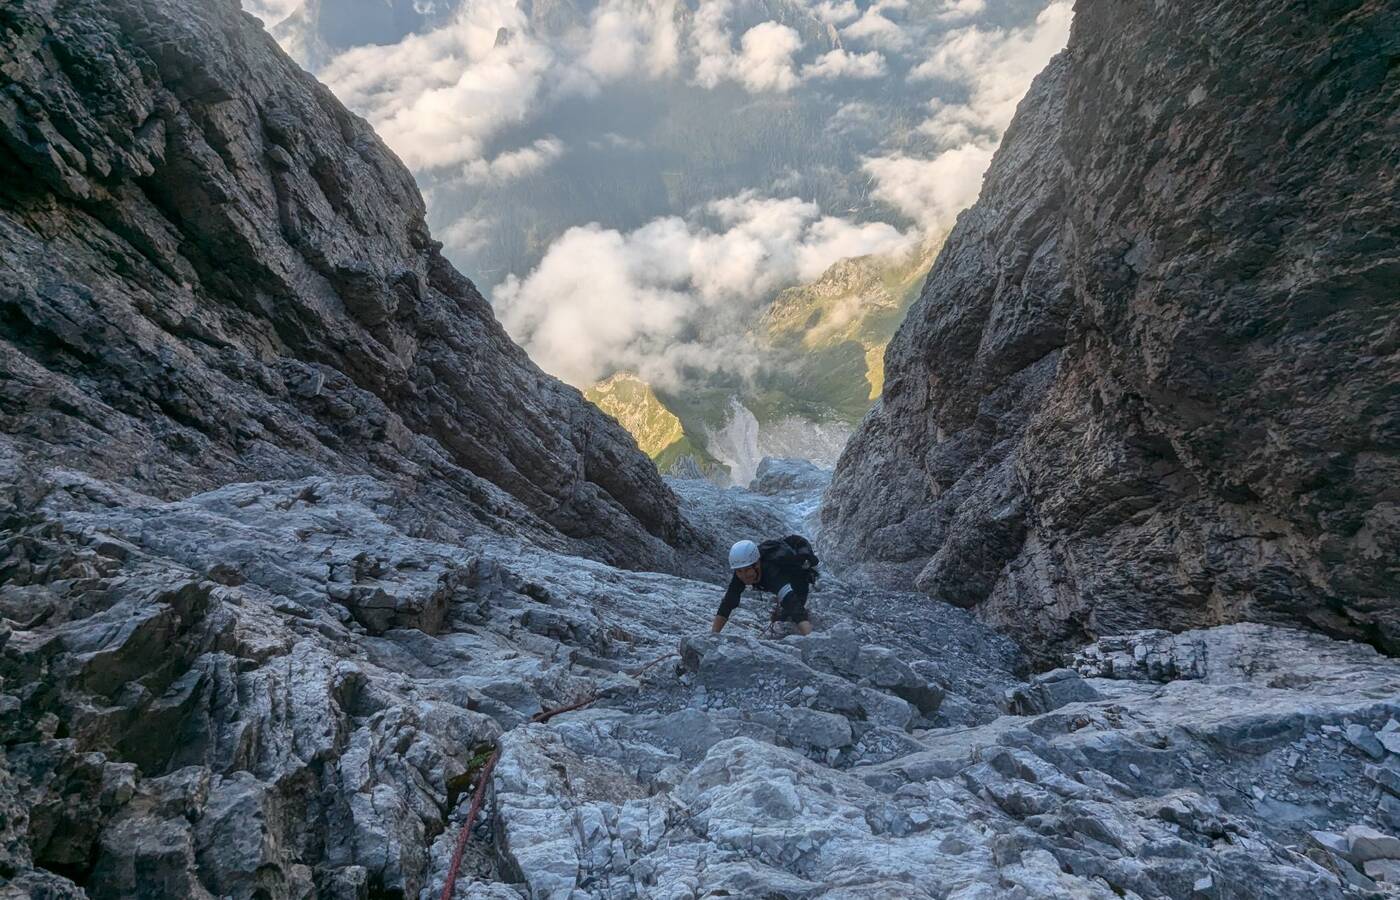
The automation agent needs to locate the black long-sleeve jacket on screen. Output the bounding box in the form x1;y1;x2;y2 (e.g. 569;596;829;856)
716;561;810;619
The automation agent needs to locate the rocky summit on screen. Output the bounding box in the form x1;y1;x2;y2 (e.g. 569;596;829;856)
3;0;1400;899
823;0;1400;660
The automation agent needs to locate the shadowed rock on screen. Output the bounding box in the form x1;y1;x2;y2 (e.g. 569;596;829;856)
822;0;1400;661
0;0;709;578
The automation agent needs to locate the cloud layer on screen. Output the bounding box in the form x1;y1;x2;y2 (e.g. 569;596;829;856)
318;0;686;173
842;0;912;51
862;144;994;231
317;0;1016;177
802;49;888;81
461;137;566;184
691;2;807;93
275;0;1075;390
911;0;1074;145
494;193;918;387
862;1;1072;231
243;0;300;26
320;0;552;171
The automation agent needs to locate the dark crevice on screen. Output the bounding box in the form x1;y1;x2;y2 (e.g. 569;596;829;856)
36;857;97;889
0;299;102;372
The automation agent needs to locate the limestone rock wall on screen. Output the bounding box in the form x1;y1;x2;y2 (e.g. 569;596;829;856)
8;460;1400;898
823;0;1400;660
0;0;706;576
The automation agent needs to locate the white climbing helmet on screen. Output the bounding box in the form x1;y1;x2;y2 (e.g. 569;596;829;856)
728;539;760;570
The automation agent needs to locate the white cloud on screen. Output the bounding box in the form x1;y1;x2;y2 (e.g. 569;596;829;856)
802;49;887;81
320;1;553;170
692;4;804;93
440;215;492;254
810;0;860;25
315;0;1059;177
494;192;917;387
931;0;987;21
575;0;680;83
862;143;994;231
461;137;566;184
841;0;910;50
863;1;1072;230
691;0;739;88
318;0;682;171
828;100;879;134
910;1;1073;145
735;22;804;92
693;10;892;91
241;0;300;26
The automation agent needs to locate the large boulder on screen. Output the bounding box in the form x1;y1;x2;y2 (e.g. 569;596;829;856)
748;458;831;496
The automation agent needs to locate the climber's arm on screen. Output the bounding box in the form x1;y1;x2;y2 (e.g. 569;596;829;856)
712;575;744;633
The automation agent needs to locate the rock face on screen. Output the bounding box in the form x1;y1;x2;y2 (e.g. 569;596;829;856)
0;0;705;578
703;398;853;489
10;455;1400;899
7;0;1400;898
750;457;831;497
823;1;1400;660
749;456;831;538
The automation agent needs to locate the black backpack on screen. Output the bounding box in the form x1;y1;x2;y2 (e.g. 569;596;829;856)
758;534;820;584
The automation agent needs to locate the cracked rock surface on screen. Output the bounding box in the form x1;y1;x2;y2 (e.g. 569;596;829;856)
5;459;1400;899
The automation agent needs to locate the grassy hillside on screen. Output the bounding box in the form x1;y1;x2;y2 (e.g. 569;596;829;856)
762;239;939;403
586;373;728;478
585;373;684;456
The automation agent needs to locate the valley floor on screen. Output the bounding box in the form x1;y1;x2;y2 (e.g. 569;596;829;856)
2;459;1399;899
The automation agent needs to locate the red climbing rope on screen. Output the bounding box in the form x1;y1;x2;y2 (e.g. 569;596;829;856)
438;690;607;897
627;650;676;678
531;694;598;724
439;746;500;900
437;650;675;898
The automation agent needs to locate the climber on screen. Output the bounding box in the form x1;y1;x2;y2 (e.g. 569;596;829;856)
711;536;819;636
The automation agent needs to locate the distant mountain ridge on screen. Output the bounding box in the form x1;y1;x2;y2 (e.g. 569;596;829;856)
584;372;728;480
763;237;941;405
586;240;938;484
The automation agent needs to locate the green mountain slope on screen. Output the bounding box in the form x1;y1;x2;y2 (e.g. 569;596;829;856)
586;240;939;480
585;373;727;478
762;239;941;404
